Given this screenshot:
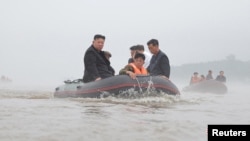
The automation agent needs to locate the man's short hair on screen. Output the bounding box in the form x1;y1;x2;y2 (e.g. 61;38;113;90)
130;45;136;50
134;45;144;51
147;39;159;46
94;34;105;40
134;53;145;61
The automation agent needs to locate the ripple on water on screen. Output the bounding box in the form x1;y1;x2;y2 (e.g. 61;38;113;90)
0;89;53;99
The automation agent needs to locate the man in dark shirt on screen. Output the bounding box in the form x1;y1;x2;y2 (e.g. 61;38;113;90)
206;70;214;80
215;71;226;83
82;34;114;83
147;39;170;79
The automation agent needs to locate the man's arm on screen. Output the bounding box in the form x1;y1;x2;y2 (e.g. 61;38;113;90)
119;65;137;79
119;65;134;75
159;56;170;78
84;51;100;79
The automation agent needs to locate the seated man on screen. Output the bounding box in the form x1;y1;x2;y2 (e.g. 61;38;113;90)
82;34;114;83
190;72;201;85
147;39;170;79
215;71;226;83
200;75;206;81
119;53;148;79
206;70;214;80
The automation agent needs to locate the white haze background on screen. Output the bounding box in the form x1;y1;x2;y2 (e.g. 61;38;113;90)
0;0;250;88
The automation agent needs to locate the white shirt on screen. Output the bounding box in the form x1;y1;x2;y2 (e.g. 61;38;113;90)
143;51;152;68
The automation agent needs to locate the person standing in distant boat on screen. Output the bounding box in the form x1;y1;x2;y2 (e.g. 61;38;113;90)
190;72;201;85
200;74;205;81
147;39;170;79
215;71;226;83
82;34;114;83
206;70;214;80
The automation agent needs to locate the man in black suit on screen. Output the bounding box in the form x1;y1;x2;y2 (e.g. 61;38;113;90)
83;34;114;83
147;39;170;79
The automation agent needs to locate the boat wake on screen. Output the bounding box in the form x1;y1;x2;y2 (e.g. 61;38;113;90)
0;87;181;108
70;90;181;108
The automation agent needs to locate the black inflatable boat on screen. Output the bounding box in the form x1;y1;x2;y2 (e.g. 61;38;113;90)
54;75;180;98
182;79;227;94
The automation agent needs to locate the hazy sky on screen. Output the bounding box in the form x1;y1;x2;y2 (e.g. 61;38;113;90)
0;0;249;86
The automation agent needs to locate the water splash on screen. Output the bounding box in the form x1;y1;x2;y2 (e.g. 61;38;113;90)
72;89;180;108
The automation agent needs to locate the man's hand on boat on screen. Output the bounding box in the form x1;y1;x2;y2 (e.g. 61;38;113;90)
160;75;169;80
95;77;101;81
126;71;137;79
